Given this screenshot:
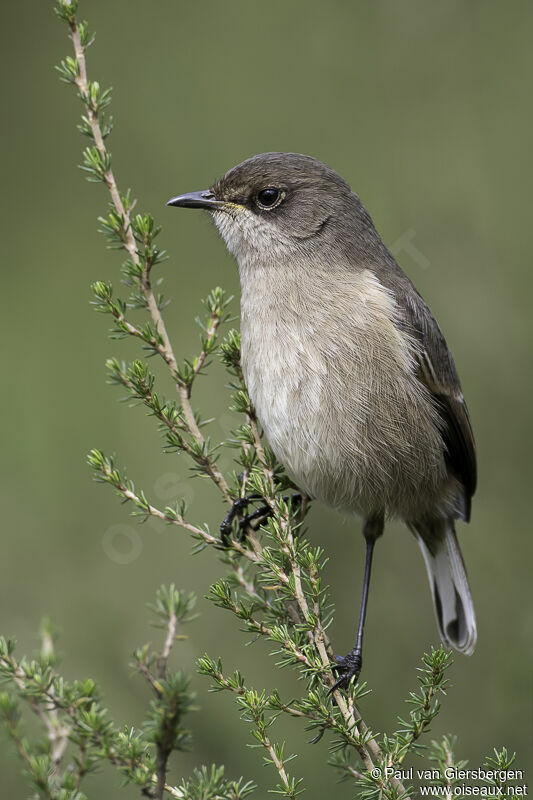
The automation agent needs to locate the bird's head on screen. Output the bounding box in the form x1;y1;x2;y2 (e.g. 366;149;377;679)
167;152;365;265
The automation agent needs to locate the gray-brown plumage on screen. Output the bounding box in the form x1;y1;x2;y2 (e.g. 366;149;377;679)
167;152;477;683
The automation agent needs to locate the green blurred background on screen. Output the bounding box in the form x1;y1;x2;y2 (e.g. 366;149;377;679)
1;1;531;796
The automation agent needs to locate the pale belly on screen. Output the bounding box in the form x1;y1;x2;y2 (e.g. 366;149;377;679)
240;320;450;521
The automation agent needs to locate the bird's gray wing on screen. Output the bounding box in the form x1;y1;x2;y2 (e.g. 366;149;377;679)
402;285;477;521
373;252;477;519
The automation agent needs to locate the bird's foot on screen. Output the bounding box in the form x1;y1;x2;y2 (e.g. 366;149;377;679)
219;494;262;547
328;648;362;694
219;493;303;547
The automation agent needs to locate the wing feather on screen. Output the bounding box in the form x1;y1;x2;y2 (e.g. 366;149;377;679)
374;259;477;520
404;289;477;519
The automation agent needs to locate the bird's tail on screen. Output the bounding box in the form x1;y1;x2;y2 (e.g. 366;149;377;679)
412;519;476;655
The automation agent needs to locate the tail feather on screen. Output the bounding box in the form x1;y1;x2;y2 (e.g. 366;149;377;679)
412;520;476;655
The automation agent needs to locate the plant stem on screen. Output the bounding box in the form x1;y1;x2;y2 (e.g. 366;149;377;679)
67;8;231;504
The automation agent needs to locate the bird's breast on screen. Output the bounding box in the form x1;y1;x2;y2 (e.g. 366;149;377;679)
239;264;447;518
241;306;328;474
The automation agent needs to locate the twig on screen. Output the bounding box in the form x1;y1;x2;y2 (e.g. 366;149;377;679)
443;739;454;800
262;733;294;797
1;652;70;781
248;413;276;495
266;496;387;778
66;7;232;504
157;606;178;680
99;461;258;562
3;713;34;771
190;311;221;383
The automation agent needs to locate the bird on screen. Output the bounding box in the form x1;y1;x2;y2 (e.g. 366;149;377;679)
167;152;477;688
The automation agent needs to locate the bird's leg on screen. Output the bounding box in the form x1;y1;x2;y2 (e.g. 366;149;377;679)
329;515;384;692
219;493;303;546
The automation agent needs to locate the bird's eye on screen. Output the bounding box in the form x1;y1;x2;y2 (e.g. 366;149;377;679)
256;187;283;210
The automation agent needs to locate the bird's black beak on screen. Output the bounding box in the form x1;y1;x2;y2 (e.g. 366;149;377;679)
166;190;223;210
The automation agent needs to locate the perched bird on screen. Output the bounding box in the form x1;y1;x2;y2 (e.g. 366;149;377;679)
167;152;477;687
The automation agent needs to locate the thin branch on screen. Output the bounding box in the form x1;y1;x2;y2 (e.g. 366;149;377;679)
157;605;178;680
190;312;222;383
442;739;454;800
223;595;313;670
67;9;232;504
1;652;70;781
102;465;258;562
262;733;293;797
248;414;275;495
3;714;34;771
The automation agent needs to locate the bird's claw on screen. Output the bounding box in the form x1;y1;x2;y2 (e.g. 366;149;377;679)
218;494;271;547
219;493;303;547
328;650;362;694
